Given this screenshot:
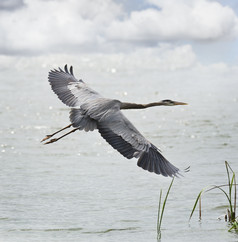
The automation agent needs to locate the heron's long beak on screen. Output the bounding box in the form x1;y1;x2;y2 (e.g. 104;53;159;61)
174;101;188;105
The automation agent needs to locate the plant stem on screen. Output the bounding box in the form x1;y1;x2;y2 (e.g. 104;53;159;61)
157;177;175;240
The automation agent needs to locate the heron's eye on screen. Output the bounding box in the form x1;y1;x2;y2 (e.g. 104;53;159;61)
162;99;172;103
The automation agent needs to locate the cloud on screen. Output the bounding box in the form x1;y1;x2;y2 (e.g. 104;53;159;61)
0;0;122;55
107;0;238;43
0;44;197;72
121;44;197;71
0;0;25;11
0;0;237;56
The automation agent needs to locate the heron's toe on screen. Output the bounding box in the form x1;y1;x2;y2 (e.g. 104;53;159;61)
44;138;58;145
41;135;52;142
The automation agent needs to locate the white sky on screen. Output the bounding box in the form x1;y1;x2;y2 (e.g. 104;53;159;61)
0;0;238;72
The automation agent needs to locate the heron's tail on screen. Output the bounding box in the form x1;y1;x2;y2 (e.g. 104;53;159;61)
137;144;180;177
70;108;97;132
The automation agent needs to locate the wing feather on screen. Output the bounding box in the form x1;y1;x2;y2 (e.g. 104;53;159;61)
98;125;137;159
98;110;150;152
97;109;179;177
48;65;102;107
137;144;179;177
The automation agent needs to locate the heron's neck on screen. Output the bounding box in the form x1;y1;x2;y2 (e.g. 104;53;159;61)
120;102;164;110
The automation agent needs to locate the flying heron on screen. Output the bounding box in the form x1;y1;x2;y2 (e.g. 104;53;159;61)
42;65;187;177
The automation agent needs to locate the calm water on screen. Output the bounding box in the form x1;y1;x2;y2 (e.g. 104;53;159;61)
1;61;238;242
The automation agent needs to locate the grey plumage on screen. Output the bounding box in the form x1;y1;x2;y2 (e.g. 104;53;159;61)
69;108;97;132
48;65;101;107
46;65;185;177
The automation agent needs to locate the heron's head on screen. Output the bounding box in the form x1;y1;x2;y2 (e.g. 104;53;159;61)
161;99;188;106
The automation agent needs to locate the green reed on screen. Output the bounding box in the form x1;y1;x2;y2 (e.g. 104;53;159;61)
189;161;237;232
157;176;174;240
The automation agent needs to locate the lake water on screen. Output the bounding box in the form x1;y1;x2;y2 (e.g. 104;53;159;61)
0;59;238;242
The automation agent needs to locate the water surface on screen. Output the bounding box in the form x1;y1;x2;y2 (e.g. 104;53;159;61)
0;63;238;241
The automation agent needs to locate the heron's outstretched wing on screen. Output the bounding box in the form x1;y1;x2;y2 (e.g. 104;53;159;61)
97;110;179;177
137;144;179;177
48;65;102;107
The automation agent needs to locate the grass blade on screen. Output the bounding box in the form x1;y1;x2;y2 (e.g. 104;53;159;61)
190;161;238;231
157;189;162;240
157;177;174;240
189;186;210;221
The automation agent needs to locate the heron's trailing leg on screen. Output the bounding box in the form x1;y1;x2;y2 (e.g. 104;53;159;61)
43;128;79;144
41;124;72;142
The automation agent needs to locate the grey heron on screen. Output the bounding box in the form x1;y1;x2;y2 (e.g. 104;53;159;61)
42;65;187;177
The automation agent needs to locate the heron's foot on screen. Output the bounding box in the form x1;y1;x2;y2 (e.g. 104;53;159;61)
44;138;58;145
41;135;53;142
